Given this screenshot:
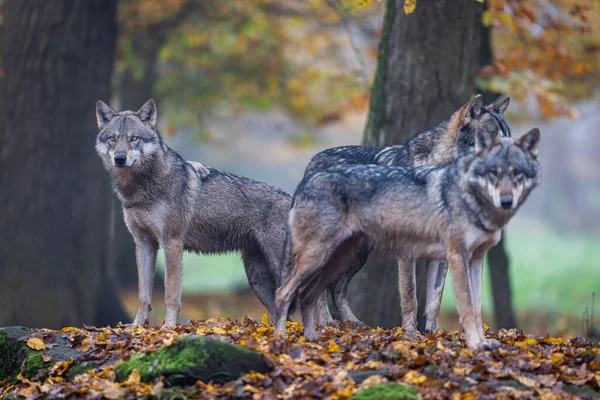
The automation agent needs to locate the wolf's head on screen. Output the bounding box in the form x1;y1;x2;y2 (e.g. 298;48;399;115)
95;99;161;172
451;94;511;159
465;127;541;213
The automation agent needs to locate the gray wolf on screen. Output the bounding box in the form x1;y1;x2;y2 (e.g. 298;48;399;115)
95;99;291;326
275;126;540;350
287;95;512;331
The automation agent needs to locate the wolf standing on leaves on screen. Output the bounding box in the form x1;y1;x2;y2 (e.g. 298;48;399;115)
275;127;541;350
95;99;291;327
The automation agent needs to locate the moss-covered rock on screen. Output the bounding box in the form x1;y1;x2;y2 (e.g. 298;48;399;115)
350;382;420;400
114;335;271;387
0;326;40;383
0;326;80;383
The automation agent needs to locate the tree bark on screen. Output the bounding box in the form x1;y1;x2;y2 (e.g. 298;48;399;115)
0;0;128;329
349;0;484;328
479;18;518;329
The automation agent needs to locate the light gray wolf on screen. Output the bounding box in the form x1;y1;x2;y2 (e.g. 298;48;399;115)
287;95;512;331
95;99;291;326
275;126;540;350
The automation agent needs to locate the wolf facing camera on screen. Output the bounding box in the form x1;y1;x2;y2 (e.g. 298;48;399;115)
275;126;541;350
95;99;291;327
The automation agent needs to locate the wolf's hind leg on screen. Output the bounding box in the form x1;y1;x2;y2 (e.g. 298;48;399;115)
133;236;159;326
329;241;370;324
398;257;418;333
163;238;184;326
315;293;335;326
424;260;448;332
274;234;346;337
241;248;278;317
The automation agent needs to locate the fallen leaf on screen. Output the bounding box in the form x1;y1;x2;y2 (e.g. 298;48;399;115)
404;0;416;15
27;337;46;351
404;370;426;384
126;368;141;384
102;383;126;399
328;340;341;353
42;354;52;363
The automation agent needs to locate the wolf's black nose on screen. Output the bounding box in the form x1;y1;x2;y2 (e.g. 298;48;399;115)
114;153;127;166
500;196;513;209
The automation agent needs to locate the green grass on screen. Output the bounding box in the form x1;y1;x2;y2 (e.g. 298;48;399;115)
158;219;600;317
156;252;248;293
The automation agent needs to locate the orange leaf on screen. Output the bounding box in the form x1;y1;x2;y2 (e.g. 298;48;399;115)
404;0;416;15
27;338;46;351
126;369;141;385
328;340;341;353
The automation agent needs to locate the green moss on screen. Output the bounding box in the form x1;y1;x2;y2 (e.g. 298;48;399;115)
350;382;419;400
22;352;46;379
114;335;270;386
0;332;20;383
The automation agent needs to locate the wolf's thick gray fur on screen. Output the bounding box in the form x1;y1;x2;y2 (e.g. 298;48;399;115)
275;126;540;350
286;95;512;330
95;99;291;326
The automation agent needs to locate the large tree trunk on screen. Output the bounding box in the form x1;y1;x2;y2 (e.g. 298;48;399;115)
0;0;128;329
479;20;518;329
349;0;484;328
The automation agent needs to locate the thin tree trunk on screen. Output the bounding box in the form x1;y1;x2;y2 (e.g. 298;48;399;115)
0;0;128;329
479;13;518;329
349;0;484;328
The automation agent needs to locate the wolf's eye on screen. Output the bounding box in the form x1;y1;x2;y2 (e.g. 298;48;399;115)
131;136;138;142
109;136;116;142
487;171;498;184
514;172;524;181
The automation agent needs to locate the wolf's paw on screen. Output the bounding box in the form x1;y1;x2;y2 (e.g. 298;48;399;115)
424;322;441;333
477;338;502;351
160;323;177;332
345;320;366;329
303;328;321;341
132;316;149;326
402;328;421;340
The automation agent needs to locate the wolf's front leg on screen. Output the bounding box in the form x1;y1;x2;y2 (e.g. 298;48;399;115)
446;246;487;350
133;237;159;325
469;255;500;348
163;238;184;327
424;260;448;332
397;257;418;333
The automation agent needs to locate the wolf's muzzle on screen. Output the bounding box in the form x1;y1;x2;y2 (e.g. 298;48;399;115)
500;195;513;209
114;153;128;167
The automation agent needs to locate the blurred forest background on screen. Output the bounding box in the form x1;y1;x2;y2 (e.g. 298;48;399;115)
0;0;599;338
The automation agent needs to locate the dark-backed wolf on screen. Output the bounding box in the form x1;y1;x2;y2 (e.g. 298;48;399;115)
275;127;540;350
287;95;511;331
95;99;291;326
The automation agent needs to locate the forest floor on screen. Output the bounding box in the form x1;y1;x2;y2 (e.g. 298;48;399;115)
2;315;600;399
120;290;590;340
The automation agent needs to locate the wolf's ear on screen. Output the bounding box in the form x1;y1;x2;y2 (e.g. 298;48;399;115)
516;128;540;158
459;94;484;124
488;95;510;114
136;99;157;129
96;101;117;130
474;129;499;157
